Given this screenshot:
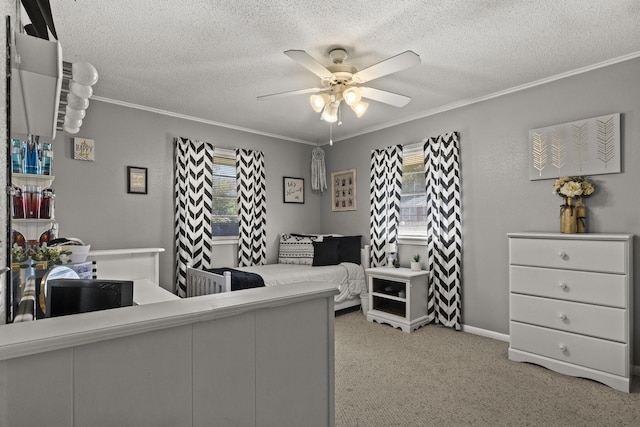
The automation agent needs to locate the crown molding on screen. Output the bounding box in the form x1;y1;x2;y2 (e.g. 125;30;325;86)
91;96;317;145
94;52;640;145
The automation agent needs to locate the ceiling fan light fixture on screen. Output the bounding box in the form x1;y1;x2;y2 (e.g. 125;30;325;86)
310;93;330;113
343;86;361;106
321;102;339;123
351;100;369;118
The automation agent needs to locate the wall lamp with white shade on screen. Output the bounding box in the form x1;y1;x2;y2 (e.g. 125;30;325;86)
57;61;99;134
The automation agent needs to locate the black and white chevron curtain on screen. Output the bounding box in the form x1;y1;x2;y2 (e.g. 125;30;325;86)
236;149;267;267
174;137;215;297
423;132;462;330
369;145;403;267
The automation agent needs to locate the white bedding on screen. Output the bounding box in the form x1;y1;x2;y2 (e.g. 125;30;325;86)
237;262;366;303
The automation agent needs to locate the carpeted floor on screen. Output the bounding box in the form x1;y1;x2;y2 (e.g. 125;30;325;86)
334;309;640;427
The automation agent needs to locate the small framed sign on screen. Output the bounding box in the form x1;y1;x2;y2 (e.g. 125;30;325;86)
73;138;95;161
127;166;148;194
283;177;304;203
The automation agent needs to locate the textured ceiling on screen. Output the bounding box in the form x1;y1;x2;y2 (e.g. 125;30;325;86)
43;0;640;144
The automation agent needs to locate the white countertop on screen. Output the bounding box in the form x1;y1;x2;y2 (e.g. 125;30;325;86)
133;279;179;305
0;281;338;362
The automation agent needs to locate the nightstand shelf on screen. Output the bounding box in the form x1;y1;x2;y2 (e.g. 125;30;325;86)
365;267;430;333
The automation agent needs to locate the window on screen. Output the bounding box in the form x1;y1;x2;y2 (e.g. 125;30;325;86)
211;150;239;237
399;144;427;237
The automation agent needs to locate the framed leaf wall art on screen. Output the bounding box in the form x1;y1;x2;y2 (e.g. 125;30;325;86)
528;113;620;180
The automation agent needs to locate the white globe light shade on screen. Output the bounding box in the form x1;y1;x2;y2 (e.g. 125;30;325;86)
343;87;361;106
321;102;339;123
67;92;89;110
64;116;83;129
72;61;99;86
309;94;329;113
65;107;86;121
69;81;93;99
351;101;369;118
63;124;80;134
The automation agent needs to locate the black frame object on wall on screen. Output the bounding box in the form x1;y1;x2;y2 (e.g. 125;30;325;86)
5;16;14;322
127;166;148;194
283;176;304;204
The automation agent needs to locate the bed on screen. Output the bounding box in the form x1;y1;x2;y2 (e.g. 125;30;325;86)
186;234;369;311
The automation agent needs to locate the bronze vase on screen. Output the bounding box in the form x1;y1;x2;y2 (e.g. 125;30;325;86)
560;197;577;234
576;197;586;233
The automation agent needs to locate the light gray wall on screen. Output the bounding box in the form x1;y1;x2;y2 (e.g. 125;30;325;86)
321;57;640;363
37;101;323;291
6;46;639;366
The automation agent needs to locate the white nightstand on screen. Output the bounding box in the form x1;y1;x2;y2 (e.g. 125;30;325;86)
365;267;430;333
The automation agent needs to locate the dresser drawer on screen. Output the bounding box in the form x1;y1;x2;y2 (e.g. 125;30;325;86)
510;294;627;342
510;266;627;307
510;322;628;376
509;238;627;273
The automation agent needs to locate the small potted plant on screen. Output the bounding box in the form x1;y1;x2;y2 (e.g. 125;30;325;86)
411;254;421;271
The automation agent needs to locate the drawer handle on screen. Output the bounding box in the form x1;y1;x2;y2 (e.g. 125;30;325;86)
557;282;567;290
558;251;567;259
558;313;567;321
559;344;567;353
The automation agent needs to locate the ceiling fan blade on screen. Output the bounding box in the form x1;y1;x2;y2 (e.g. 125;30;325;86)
352;51;420;83
257;87;326;100
359;87;412;107
284;50;334;80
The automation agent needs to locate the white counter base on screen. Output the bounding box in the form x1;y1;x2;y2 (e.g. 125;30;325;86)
0;282;338;427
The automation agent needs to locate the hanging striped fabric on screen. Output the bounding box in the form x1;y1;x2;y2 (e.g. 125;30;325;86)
424;131;462;330
174;137;214;297
369;145;403;267
236;148;267;267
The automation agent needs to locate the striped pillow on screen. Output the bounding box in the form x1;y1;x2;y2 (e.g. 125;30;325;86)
278;234;320;265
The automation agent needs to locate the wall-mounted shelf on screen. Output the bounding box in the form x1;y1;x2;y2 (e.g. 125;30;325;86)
11;173;54;188
12;219;55;243
11;174;56;243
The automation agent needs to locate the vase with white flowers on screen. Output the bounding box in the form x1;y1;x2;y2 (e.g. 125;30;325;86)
553;176;595;233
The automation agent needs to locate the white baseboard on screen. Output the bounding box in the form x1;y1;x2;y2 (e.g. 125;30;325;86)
462;323;640;377
461;324;510;342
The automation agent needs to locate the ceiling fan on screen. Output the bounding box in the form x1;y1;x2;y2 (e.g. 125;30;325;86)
258;48;421;124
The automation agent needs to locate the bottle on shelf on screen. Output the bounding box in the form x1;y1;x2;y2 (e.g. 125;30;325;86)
23;136;40;175
39;229;49;246
12;230;26;249
40;188;54;219
23;185;42;219
40;143;53;175
12;187;25;219
11;139;23;173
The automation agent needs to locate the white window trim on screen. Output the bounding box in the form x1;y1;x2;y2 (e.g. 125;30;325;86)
398;235;428;246
211;237;239;245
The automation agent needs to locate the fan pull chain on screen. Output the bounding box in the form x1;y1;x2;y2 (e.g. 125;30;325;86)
329;123;333;146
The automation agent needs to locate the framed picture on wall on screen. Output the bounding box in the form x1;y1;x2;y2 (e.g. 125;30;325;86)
127;166;148;194
331;169;356;212
283;176;304;203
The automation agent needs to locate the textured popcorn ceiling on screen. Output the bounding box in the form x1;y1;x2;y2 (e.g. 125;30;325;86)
48;0;640;143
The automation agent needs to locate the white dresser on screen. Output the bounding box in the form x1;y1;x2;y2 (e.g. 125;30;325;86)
508;232;633;392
